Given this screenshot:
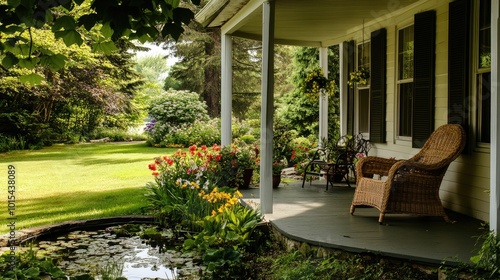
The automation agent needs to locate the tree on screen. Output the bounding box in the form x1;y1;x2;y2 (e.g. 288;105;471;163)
0;28;144;146
165;24;222;117
0;0;200;84
276;46;340;141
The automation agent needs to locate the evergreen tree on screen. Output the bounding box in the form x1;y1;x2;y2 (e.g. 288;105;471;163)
276;46;340;141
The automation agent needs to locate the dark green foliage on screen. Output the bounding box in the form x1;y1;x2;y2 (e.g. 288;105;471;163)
0;0;200;84
277;46;340;141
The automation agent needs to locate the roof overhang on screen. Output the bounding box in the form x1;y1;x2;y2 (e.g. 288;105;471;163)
196;0;421;47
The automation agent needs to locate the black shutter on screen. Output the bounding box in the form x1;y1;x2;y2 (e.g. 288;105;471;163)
345;40;355;136
412;10;436;148
448;0;471;153
369;28;387;143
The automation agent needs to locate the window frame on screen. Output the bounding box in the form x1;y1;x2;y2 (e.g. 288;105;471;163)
395;24;415;141
472;0;491;149
355;41;371;138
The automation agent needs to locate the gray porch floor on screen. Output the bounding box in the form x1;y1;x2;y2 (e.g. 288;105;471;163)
240;179;487;266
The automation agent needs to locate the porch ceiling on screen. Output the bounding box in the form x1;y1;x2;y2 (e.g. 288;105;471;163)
196;0;420;47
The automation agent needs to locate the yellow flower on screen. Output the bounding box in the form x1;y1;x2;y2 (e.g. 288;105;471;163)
235;190;243;198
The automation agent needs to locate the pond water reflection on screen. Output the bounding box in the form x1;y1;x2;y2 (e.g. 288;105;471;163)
32;226;199;279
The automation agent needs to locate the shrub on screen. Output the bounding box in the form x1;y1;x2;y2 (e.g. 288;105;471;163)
162;119;221;147
90;127;147;142
145;89;210;145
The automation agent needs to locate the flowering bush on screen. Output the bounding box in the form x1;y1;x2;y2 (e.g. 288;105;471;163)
288;137;314;168
145;143;262;275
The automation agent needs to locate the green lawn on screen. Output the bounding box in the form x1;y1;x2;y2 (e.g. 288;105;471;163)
0;142;175;234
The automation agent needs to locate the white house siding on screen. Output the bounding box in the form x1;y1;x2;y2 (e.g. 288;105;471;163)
343;0;490;221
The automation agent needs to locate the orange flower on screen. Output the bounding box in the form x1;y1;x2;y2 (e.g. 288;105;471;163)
189;145;197;155
152;171;159;176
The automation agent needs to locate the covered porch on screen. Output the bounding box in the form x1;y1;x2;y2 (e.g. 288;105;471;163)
240;180;486;266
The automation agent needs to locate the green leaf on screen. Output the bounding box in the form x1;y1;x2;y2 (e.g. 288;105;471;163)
8;0;21;7
225;231;240;241
55;29;83;46
173;7;194;25
91;41;118;54
18;57;39;69
1;25;25;34
162;22;183;41
23;267;40;278
20;0;35;8
100;22;114;38
20;73;44;85
52;15;77;31
2;53;19;69
78;13;99;31
40;54;66;71
168;0;180;8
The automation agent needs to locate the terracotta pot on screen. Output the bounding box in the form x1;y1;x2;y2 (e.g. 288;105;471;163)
238;168;254;189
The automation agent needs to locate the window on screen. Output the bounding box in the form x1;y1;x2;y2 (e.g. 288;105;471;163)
357;42;370;135
476;0;491;144
397;25;414;138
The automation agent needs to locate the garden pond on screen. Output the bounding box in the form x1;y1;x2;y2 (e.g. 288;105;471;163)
26;224;202;279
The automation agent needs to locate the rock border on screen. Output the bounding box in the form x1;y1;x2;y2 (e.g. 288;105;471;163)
0;215;156;247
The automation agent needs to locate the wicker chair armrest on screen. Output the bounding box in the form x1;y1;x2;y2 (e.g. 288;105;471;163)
400;159;450;171
356;156;400;178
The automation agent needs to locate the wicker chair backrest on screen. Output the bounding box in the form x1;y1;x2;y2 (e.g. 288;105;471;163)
410;124;466;169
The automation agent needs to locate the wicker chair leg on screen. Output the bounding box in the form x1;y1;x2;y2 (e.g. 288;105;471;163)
350;205;355;215
443;214;455;224
378;213;385;224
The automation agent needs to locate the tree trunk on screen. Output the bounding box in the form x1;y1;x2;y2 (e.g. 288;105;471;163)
203;29;221;118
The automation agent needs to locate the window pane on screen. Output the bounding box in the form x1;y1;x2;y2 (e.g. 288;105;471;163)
398;26;414;80
478;72;491;143
357;42;370;86
399;83;413;137
478;0;491;68
358;89;370;134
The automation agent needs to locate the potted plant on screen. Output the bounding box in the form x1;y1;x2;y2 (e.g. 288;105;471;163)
347;68;370;87
272;160;286;188
302;67;336;102
235;141;259;189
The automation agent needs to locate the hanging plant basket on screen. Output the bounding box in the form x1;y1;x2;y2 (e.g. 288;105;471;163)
302;67;335;102
347;68;370;88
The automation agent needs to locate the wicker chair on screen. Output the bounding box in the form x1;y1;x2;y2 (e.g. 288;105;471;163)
350;124;466;223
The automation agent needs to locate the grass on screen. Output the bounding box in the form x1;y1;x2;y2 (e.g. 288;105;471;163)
0;142;175;234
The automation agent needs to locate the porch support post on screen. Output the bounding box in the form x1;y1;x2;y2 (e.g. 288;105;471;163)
260;0;275;214
490;1;500;233
319;47;329;147
221;34;233;146
339;42;349;136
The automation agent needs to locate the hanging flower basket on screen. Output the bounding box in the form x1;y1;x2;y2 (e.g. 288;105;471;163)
347;68;370;88
302;68;335;102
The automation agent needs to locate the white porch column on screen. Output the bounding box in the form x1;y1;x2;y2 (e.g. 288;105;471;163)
339;42;349;136
260;0;275;214
319;47;329;147
490;1;500;233
221;34;233;146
